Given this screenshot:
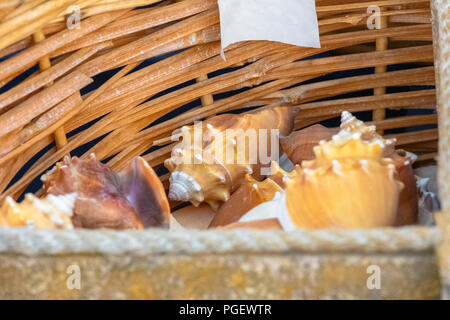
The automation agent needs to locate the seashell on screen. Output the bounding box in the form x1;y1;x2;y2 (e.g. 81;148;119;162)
42;155;170;229
165;107;298;210
239;190;283;223
340;111;418;226
415;165;438;196
222;218;282;230
169;215;185;231
283;125;403;229
0;193;75;229
172;204;216;229
391;150;418;226
268;161;297;189
208;174;282;228
302;129;386;164
416;166;439;226
117;156;171;227
340;110;378;138
240;114;404;230
340;111;396;156
280;124;339;164
281;112;396;166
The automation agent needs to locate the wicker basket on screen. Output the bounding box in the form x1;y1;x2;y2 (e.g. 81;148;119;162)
0;0;445;299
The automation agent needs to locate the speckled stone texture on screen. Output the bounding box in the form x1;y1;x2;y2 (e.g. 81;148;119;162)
432;0;450;300
0;227;441;299
0;252;440;300
432;0;450;211
436;213;450;300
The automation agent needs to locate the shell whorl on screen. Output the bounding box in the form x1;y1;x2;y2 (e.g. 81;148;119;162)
340;111;397;155
168;171;204;204
340;111;376;134
309;129;386;164
38;193;77;217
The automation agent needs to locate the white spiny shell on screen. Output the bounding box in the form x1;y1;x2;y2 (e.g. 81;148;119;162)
0;193;76;229
168;171;204;203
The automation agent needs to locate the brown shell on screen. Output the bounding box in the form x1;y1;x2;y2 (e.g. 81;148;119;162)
42;155;170;229
391;150;419;226
208;174;282;228
280;124;339;164
117;156;171;227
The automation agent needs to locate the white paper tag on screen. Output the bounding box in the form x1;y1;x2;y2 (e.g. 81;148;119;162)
218;0;321;59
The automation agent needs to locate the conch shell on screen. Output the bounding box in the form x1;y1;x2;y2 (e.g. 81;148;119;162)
391;150;419;226
268;161;297;189
42;155;170;229
280;112;395;165
208;174;282;228
280;124;339;164
340;111;418;226
0;193;75;229
340;111;396;156
165;107;297;210
282;142;402;229
240;112;404;230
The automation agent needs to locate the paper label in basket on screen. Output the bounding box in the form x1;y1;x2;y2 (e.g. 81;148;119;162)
218;0;321;58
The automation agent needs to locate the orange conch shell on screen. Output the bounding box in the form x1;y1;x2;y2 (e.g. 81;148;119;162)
0;193;75;229
208;174;282;228
165;107;297;210
42;155;170;229
283;119;403;229
268;161;297;189
240;112;404;230
340;111;418;226
340;111;396;156
281;124;339;164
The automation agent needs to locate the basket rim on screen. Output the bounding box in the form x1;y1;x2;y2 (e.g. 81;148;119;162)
431;0;450;209
0;225;440;256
